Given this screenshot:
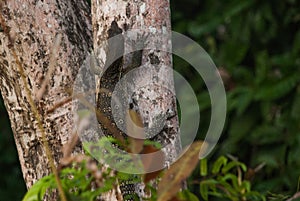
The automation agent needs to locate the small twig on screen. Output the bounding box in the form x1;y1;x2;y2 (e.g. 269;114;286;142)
50;88;126;145
216;184;231;198
47;96;73;114
47;88;110;114
254;162;266;173
62;131;79;159
226;154;238;161
286;191;300;201
36;33;62;100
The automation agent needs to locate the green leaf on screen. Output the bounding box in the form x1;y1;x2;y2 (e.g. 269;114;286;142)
236;89;253;116
200;159;208;176
217;180;238;197
241;180;251;193
200;182;209;201
220;41;249;66
222;161;247;174
220;173;239;192
22;175;55;201
255;51;269;85
188;0;253;36
255;73;300;101
212;156;228;174
177;190;199;201
248;125;282;145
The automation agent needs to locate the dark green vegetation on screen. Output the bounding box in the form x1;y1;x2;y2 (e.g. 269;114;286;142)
1;0;300;200
21;142;265;201
0;96;26;200
171;0;300;199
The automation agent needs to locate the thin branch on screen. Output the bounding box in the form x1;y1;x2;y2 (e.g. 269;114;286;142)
47;96;73;114
286;192;300;201
46;88;111;114
36;33;62;101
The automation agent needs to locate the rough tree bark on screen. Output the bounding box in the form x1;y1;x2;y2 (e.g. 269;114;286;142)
91;0;181;199
92;0;181;168
0;0;180;200
0;0;92;189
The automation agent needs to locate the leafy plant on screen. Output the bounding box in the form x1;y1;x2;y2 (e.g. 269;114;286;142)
172;0;300;196
22;155;118;201
199;156;265;201
23;141;269;201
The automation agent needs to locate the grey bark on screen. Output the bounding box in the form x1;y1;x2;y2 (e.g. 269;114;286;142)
92;0;181;168
0;0;92;190
92;0;181;199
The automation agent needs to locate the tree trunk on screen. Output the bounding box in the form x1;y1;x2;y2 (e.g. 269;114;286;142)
92;0;181;170
0;0;92;190
0;0;180;200
91;0;181;198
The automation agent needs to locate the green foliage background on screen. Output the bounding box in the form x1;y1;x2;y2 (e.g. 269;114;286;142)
0;96;26;200
1;0;300;200
171;0;300;198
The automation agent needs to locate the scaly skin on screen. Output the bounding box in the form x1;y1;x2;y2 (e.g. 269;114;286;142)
95;20;147;201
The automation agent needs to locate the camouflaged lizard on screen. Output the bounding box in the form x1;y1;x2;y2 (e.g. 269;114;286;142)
92;20;146;201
